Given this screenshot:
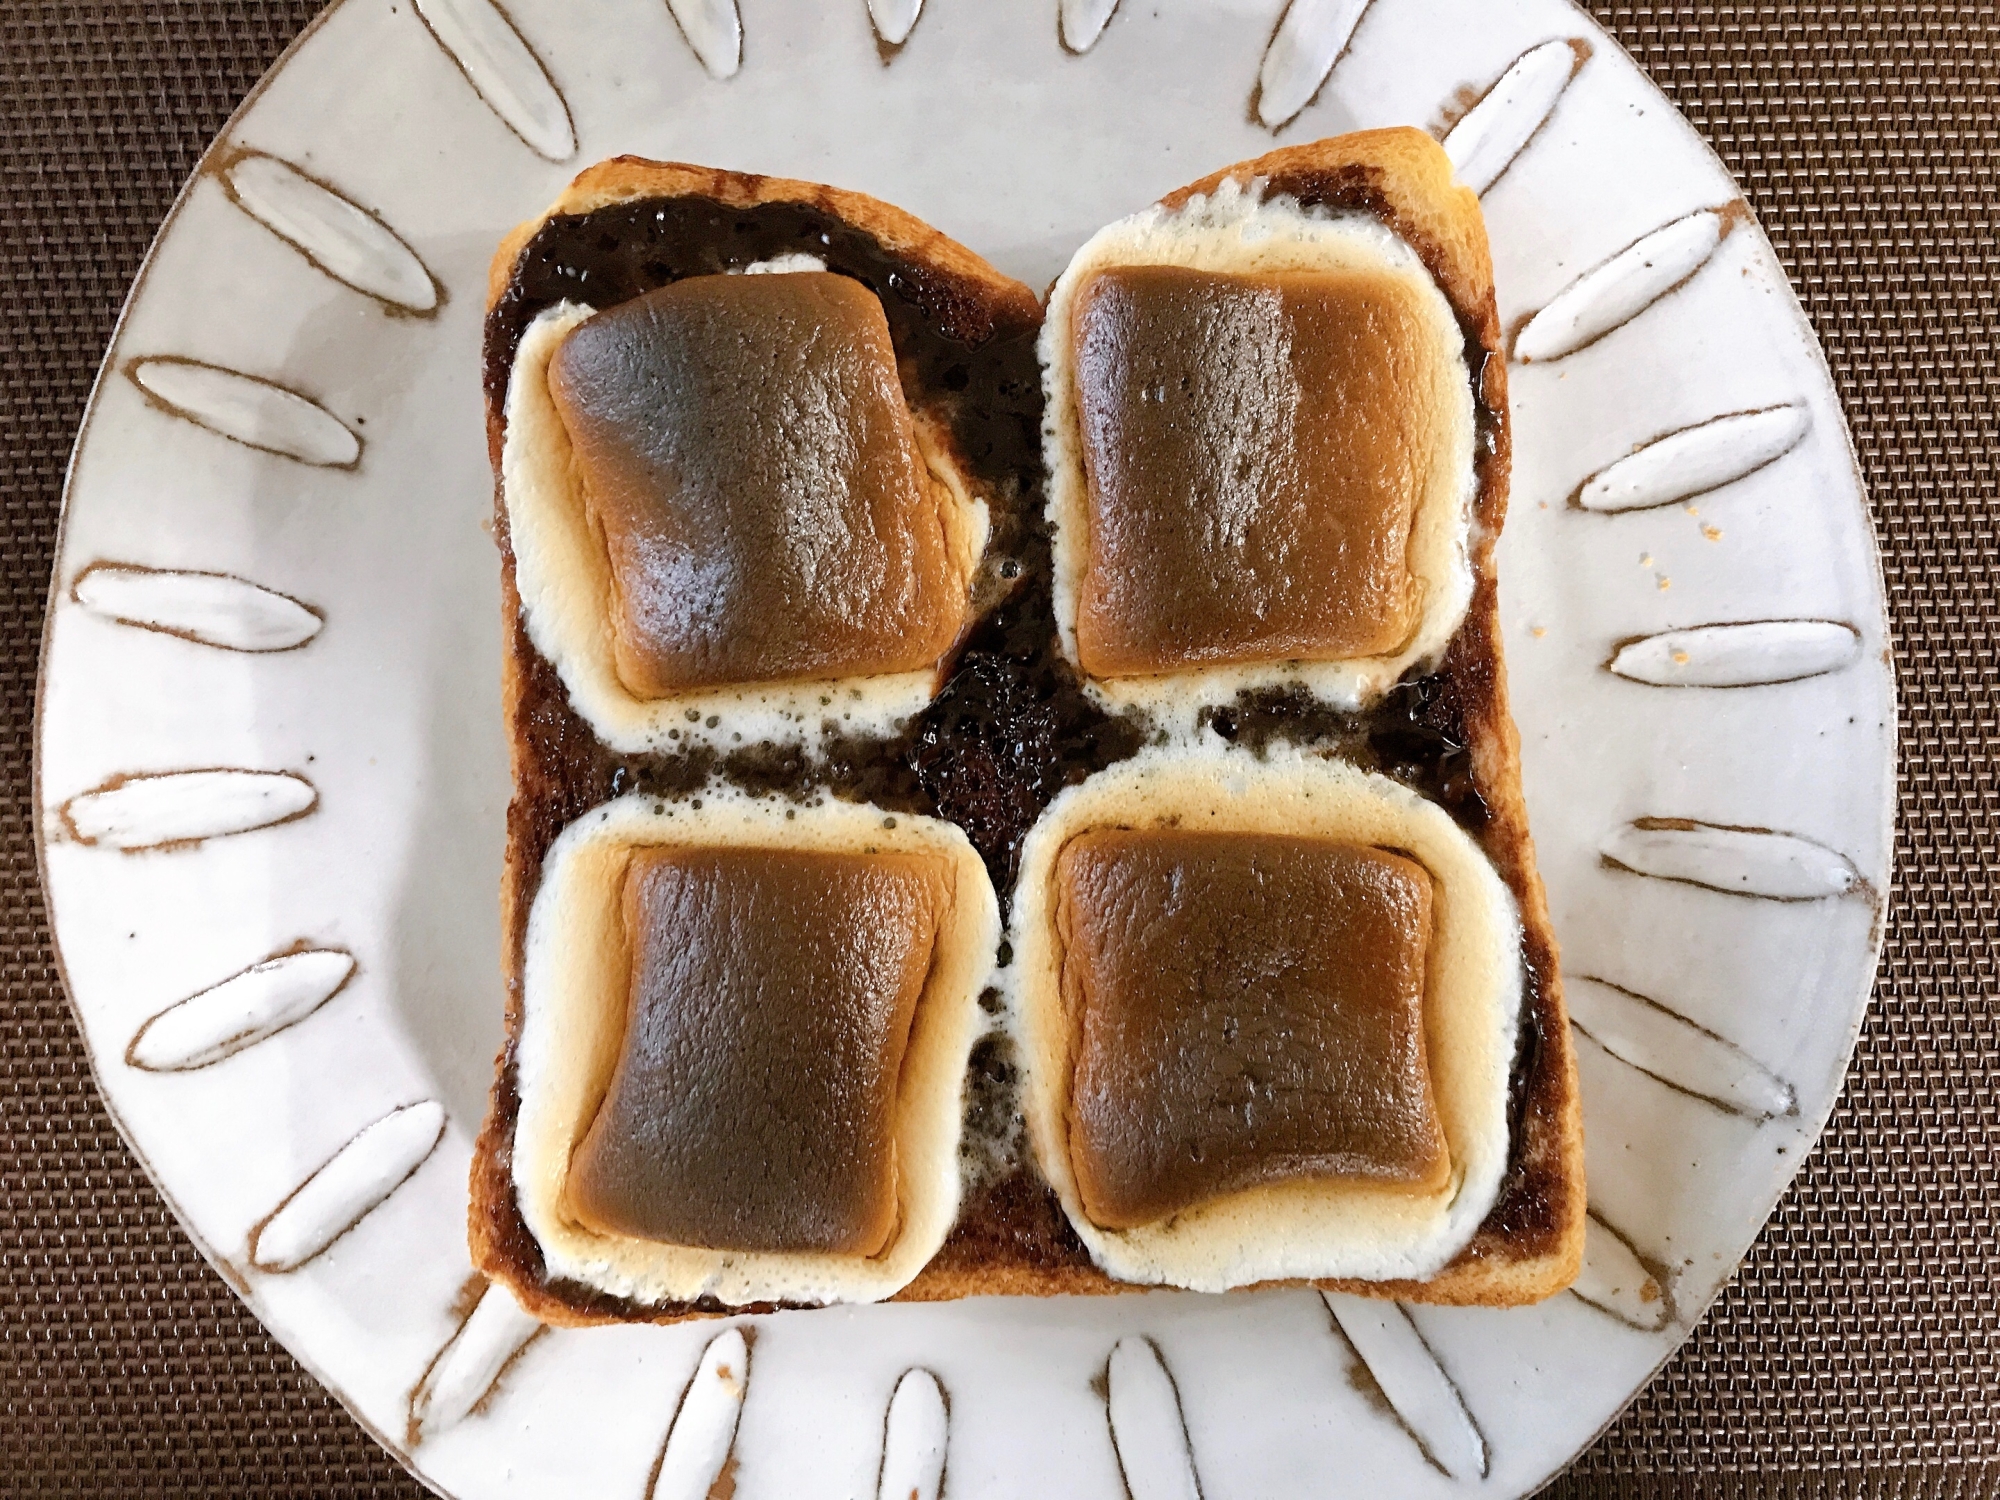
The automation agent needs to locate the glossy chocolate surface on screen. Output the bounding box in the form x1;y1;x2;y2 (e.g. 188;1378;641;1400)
1071;265;1448;677
548;272;959;694
1056;830;1446;1229
567;846;947;1255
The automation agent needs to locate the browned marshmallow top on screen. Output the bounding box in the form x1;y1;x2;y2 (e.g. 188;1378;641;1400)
1055;829;1447;1230
547;272;964;695
567;845;951;1255
1070;265;1452;679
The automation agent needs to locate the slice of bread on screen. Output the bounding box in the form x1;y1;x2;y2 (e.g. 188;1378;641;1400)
472;133;1584;1326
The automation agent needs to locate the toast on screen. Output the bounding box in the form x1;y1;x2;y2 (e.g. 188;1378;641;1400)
471;132;1584;1326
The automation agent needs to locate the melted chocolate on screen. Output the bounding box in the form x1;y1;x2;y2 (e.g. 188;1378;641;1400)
482;173;1559;1316
1200;674;1491;833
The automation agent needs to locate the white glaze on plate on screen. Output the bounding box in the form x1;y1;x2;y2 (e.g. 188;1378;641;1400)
1442;38;1589;197
1513;207;1734;361
1608;619;1860;688
59;769;317;850
1060;0;1122;54
127;357;360;466
876;1368;949;1500
665;0;742;81
412;0;575;161
1568;975;1796;1120
126;946;356;1071
1256;0;1374;130
248;1100;447;1272
408;1282;546;1443
1323;1295;1486;1480
71;563;323;652
218;150;441;313
650;1327;750;1500
1573;404;1811;512
867;0;924;48
1105;1337;1202;1500
1602;819;1863;900
1571;1213;1673;1332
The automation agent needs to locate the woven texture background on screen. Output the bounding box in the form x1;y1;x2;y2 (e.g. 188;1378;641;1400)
0;3;1994;1495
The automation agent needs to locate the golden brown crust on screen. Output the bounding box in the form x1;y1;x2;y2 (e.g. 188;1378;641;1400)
473;136;1583;1321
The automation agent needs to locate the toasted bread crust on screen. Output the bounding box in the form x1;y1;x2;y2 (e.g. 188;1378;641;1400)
472;135;1583;1323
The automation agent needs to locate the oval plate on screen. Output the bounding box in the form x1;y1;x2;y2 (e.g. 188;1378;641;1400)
35;1;1893;1495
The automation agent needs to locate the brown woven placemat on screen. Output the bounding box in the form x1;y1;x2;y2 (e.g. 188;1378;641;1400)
1;3;1994;1495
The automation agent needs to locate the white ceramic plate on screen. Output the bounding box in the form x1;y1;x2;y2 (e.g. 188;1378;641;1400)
36;1;1893;1495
